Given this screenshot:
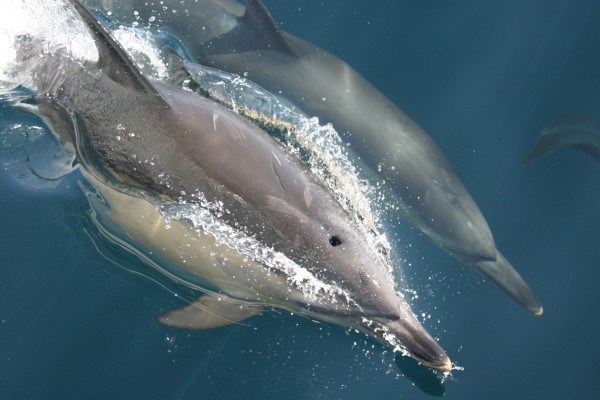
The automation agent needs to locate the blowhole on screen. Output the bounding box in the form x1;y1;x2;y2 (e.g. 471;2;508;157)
329;234;342;247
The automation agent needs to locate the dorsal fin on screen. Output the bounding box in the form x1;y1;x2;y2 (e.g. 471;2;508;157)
209;0;297;56
523;110;600;164
66;0;163;98
241;0;296;54
162;46;193;86
544;110;595;134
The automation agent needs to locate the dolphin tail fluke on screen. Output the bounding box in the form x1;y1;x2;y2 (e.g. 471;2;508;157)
468;251;543;315
522;110;599;164
157;295;264;329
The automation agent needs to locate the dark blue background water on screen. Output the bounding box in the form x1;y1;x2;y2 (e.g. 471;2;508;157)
2;1;600;398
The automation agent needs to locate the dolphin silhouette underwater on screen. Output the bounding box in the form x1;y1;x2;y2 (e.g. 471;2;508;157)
85;0;542;314
10;0;452;371
523;110;600;164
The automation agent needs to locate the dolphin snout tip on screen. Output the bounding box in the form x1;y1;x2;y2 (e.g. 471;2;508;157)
401;331;452;372
532;306;543;316
435;356;453;372
420;353;452;372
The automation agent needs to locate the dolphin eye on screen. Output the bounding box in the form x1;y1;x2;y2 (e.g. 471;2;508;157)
329;235;342;247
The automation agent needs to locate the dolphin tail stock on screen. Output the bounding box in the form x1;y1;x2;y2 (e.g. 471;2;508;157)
459;250;543;315
158;294;264;329
523;110;600;164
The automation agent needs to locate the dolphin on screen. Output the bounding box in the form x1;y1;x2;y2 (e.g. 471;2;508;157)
523;110;600;164
12;0;452;371
83;0;542;314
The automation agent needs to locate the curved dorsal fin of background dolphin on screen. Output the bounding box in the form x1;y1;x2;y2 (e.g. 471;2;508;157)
83;0;543;315
523;110;600;164
210;0;297;55
15;0;452;371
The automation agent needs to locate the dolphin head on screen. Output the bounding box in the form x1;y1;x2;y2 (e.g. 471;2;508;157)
277;212;452;372
378;118;498;263
415;168;497;263
295;245;452;373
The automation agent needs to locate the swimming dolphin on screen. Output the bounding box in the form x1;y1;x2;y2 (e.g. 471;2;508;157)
12;0;451;371
84;0;542;314
523;110;600;164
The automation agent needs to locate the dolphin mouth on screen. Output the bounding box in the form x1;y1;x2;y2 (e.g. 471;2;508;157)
362;317;452;372
403;340;453;372
397;323;452;372
441;242;497;264
295;301;401;320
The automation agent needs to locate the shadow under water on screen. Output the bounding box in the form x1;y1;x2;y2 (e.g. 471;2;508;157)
394;353;446;397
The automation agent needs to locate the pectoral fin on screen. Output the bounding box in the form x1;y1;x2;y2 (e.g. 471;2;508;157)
157;295;264;329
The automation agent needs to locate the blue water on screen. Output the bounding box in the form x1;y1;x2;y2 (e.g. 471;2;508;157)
2;1;600;398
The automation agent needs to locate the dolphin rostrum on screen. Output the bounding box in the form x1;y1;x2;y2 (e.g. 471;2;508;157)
84;0;542;314
11;0;452;371
523;110;600;164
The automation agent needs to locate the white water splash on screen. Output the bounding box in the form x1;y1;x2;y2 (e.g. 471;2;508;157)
157;193;359;307
0;1;97;95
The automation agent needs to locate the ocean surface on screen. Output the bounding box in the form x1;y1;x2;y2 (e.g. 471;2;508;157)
2;1;600;399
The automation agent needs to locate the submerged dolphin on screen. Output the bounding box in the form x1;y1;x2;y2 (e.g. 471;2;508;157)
523;110;600;164
12;0;451;371
85;0;542;314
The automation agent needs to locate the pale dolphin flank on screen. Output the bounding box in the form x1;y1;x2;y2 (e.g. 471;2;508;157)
523;110;600;164
86;0;542;314
13;0;452;371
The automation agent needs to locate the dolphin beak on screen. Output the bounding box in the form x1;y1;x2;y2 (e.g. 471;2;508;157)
389;318;452;372
402;331;452;372
364;313;452;372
